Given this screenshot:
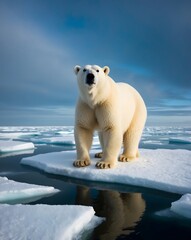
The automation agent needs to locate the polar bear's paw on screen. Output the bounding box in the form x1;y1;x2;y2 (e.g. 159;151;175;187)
94;152;103;158
118;154;136;162
95;160;114;169
73;159;90;167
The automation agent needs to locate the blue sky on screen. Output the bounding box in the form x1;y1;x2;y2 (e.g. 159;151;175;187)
0;0;191;126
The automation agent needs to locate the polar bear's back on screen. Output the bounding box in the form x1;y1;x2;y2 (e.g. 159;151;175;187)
116;82;147;130
117;82;146;108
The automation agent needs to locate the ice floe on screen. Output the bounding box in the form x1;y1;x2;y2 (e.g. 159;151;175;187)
0;177;59;204
31;136;75;145
0;204;103;240
170;194;191;219
21;149;191;194
1;126;191;149
0;132;40;140
31;135;100;147
0;140;34;153
0;149;34;158
169;137;191;144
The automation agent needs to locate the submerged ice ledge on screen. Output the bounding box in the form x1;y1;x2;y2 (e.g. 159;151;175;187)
0;177;59;204
156;194;191;220
21;149;191;195
171;194;191;219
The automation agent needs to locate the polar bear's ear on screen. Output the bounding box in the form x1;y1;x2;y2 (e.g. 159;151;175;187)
74;65;81;75
103;66;110;75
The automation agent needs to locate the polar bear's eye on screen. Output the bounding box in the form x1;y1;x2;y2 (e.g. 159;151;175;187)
83;69;86;72
96;70;99;72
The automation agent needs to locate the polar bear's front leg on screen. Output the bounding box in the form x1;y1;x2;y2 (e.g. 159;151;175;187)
73;126;93;167
96;129;122;169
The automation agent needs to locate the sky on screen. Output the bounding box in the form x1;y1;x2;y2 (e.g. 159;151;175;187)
0;0;191;126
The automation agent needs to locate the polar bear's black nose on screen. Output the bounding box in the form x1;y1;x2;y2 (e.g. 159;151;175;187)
86;73;95;85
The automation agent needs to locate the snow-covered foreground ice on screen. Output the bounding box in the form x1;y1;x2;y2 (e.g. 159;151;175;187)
171;194;191;219
0;140;34;153
0;204;103;240
21;149;191;194
0;177;59;204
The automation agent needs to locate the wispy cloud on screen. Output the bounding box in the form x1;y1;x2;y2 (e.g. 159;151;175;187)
0;7;77;108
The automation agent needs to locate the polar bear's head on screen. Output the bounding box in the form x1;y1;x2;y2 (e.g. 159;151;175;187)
74;65;110;89
74;64;111;107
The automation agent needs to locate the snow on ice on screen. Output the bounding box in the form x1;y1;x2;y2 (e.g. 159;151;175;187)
21;149;191;195
0;204;103;240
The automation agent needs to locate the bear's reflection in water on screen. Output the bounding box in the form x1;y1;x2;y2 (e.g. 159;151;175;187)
76;187;146;239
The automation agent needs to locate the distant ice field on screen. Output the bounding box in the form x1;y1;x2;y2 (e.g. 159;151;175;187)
0;126;191;151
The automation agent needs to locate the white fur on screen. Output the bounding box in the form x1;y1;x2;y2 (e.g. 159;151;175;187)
73;65;147;169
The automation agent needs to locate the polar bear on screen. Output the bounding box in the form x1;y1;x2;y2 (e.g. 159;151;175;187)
73;64;147;169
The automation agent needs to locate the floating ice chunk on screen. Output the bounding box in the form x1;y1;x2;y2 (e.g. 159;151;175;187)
142;140;163;145
0;204;103;240
0;149;34;158
171;194;191;218
169;137;191;144
56;130;74;135
0;140;34;153
21;149;191;194
45;136;75;145
0;132;40;140
31;136;75;145
0;177;59;204
31;136;100;147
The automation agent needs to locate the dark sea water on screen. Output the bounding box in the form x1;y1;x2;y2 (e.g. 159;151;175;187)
0;126;191;240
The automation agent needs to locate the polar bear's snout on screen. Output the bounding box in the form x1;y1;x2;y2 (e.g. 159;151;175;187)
86;73;95;86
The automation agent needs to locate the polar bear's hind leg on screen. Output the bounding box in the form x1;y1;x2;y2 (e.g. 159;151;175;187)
96;129;122;169
118;128;142;162
118;151;139;162
95;152;103;158
94;131;104;158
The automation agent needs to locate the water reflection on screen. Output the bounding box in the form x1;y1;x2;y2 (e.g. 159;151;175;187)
76;186;146;239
